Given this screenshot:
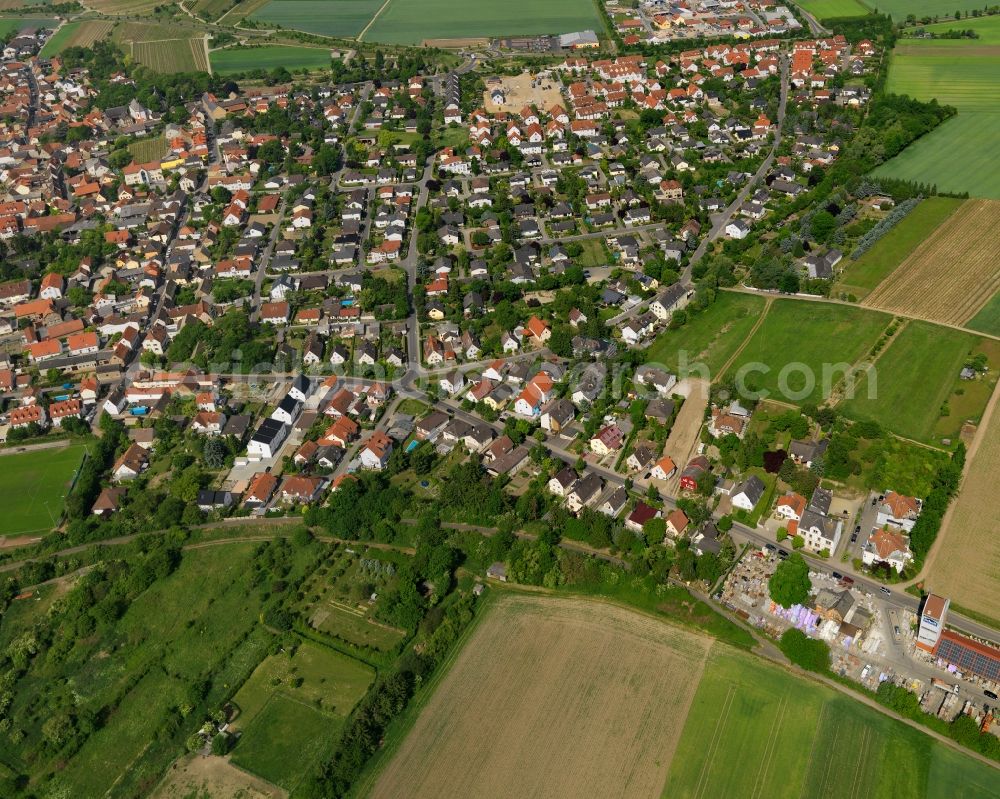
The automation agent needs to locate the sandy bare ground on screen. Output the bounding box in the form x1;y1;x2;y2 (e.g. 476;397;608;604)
151;753;285;799
920;379;1000;621
483;72;563;114
660;378;708;495
863;200;1000;326
368;594;711;799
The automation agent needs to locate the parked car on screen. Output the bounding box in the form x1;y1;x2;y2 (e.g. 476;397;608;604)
850;533;858;543
881;587;891;596
854;525;861;534
985;690;998;700
832;572;843;580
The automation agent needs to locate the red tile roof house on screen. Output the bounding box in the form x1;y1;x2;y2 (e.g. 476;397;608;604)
359;430;393;471
260;301;290;325
244;472;279;508
49;398;83;427
8;403;46;429
279;475;325;504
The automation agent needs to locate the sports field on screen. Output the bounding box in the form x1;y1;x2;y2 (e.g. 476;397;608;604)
836;197;962;299
874;37;1000;199
926;387;1000;626
839;322;996;444
795;0;870;18
863;200;1000;326
644;292;768;378
368;594;712;798
210;44;333;74
0;443;86;535
39;20;115;56
723;299;890;406
369;593;999;799
250;0;385;37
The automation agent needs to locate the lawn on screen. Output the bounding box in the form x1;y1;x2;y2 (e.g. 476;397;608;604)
836;197;963;298
796;0;871;18
662;647;999;799
873;38;1000;199
250;0;385;37
210;44;333;74
230;695;339;792
0;443;86;535
723;299;890;406
840;322;996;444
644;292;768;379
362;0;603;44
967;289;1000;336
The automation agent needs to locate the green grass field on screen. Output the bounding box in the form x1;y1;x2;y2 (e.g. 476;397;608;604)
210;44;333;74
229;641;372;789
871;0;988;19
250;0;385;37
231;640;373;730
362;0;603;44
0;443;86;535
908;14;1000;43
967;290;1000;336
644;292;768;378
723;299;890;406
230;695;339;791
840;321;995;443
837;198;963;298
874;37;1000;199
796;0;871;19
662;647;998;799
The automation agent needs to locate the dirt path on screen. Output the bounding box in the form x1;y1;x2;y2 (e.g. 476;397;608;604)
356;0;393;41
660;378;709;495
717;296;774;379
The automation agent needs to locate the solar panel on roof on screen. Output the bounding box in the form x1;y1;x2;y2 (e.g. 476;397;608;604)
937;637;1000;682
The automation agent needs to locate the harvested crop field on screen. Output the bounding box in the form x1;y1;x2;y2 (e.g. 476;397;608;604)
863;200;1000;326
367;594;711;799
924;383;1000;626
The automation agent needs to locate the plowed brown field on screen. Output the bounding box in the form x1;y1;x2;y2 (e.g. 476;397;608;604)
863;199;1000;327
368;594;711;799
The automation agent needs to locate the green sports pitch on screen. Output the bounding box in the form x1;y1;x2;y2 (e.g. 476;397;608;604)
0;443;86;535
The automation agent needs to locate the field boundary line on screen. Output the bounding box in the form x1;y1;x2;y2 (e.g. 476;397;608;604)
356;0;394;41
750;694;788;799
692;684;737;799
797;703;830;799
350;589;500;797
849;724;872;799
